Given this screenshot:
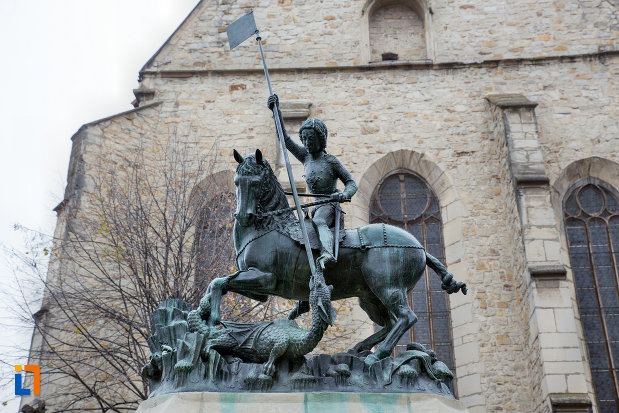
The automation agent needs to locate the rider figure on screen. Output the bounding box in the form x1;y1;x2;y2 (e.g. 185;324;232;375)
268;94;358;270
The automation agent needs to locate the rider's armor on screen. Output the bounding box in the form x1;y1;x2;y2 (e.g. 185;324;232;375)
281;118;358;269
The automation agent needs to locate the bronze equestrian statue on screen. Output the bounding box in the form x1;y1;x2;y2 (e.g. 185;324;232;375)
142;14;466;395
205;150;467;367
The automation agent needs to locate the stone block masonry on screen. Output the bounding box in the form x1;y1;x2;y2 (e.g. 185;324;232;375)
75;53;619;413
31;0;619;412
136;392;471;413
487;94;592;413
141;0;617;72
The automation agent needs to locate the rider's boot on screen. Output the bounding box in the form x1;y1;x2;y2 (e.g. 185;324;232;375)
316;223;336;270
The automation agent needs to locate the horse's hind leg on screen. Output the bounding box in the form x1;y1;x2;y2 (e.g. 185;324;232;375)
351;294;393;353
365;289;417;366
352;325;391;353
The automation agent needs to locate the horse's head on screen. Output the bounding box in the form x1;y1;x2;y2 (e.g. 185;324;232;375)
233;149;271;227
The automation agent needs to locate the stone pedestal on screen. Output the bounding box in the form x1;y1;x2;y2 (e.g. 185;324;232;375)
136;392;470;413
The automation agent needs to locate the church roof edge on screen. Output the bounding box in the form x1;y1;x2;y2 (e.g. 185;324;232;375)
138;1;204;80
138;49;619;78
70;101;163;141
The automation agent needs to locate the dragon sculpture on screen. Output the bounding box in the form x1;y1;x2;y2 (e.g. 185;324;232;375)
184;271;336;378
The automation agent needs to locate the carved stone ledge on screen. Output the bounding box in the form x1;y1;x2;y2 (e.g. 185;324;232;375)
549;393;592;413
486;94;538;108
20;400;46;413
53;198;69;213
281;181;306;193
514;173;550;187
133;88;156;107
280;100;312;120
137;392;470;413
529;265;567;280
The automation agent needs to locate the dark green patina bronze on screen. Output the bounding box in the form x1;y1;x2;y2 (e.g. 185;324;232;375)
141;10;466;397
143;299;456;396
142;151;466;396
267;94;358;271
206;150;466;366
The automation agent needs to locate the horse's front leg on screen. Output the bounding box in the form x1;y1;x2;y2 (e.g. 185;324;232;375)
207;271;240;326
208;267;277;325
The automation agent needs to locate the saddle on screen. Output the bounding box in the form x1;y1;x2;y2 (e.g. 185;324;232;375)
284;216;346;251
284;222;424;250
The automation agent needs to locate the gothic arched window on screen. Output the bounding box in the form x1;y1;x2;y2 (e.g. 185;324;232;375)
370;169;454;370
564;180;619;413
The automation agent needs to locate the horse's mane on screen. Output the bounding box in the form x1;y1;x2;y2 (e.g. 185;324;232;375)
236;154;297;231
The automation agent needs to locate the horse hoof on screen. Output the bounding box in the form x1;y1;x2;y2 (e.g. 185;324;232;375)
364;353;380;367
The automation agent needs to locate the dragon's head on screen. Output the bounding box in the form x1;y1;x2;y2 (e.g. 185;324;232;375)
309;273;336;326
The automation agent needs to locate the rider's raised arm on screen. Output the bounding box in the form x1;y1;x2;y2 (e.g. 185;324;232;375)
268;94;308;163
283;129;308;163
329;156;358;200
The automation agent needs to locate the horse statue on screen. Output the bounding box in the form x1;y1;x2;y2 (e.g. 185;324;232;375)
205;149;467;366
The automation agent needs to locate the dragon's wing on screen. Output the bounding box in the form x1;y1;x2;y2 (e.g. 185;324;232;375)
220;321;273;350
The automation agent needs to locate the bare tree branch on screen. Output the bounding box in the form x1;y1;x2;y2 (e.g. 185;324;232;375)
3;135;364;412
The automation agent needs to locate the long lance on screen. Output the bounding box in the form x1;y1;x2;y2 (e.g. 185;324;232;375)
227;11;318;276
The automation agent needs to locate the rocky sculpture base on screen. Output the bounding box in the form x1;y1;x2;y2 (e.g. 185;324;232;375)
143;300;455;398
136;392;470;413
149;348;454;397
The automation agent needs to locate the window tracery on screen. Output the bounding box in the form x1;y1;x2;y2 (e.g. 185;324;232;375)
370;169;454;371
564;180;619;412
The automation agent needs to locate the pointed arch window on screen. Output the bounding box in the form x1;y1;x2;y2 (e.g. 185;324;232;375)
370;169;454;371
564;180;619;413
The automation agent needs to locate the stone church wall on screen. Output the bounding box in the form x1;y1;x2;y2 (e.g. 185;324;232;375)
143;0;617;71
27;0;618;412
134;54;618;412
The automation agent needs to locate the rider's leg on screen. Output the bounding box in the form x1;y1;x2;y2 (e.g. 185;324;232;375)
313;206;336;270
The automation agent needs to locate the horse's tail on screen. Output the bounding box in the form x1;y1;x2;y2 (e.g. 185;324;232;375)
425;252;468;295
425;252;449;278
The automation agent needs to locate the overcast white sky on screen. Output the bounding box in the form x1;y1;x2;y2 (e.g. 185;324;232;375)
0;1;198;410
